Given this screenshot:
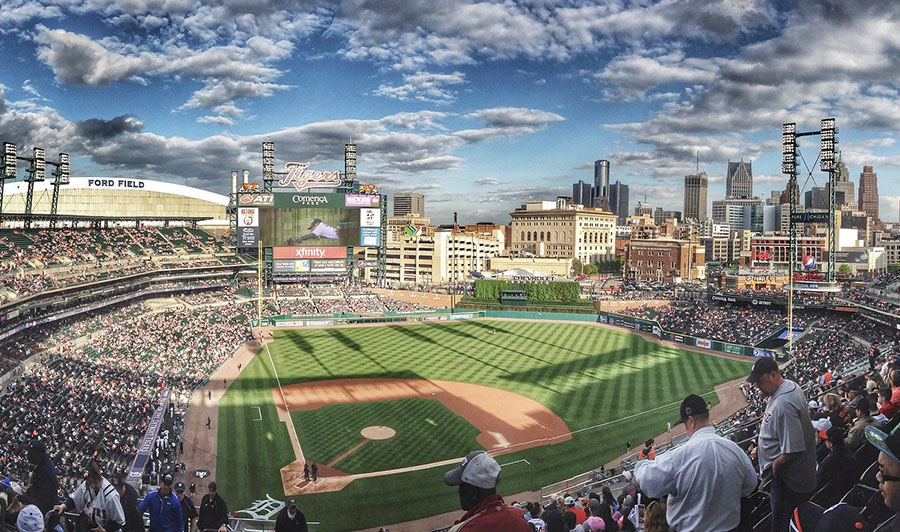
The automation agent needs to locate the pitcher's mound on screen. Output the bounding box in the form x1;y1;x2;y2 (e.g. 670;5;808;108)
361;426;396;440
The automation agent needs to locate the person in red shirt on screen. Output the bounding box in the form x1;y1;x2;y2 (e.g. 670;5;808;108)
564;496;587;524
444;450;531;532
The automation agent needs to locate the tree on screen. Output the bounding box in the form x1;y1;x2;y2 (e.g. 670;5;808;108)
889;263;900;274
838;264;853;276
571;258;583;276
583;263;599;275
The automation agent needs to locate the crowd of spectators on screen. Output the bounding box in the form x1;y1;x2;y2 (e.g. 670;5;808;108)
0;227;231;301
843;271;900;314
266;285;436;316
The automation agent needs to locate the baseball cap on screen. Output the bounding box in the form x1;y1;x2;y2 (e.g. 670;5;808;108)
161;474;173;486
174;482;185;492
208;481;217;491
678;394;709;424
866;426;900;464
585;515;606;531
747;357;779;383
564;496;575;506
17;504;44;532
791;501;867;532
307;218;322;230
288;499;296;508
443;450;501;489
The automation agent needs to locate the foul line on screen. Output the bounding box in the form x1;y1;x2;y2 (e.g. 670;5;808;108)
264;338;306;464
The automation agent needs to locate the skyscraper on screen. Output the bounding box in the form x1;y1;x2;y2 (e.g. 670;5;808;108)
726;160;753;199
608;181;629;224
858;165;879;220
593;159;610;209
393;192;425;216
572;180;593;207
832;160;854;208
683;172;708;221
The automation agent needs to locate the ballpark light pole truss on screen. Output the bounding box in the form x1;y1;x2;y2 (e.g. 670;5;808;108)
0;142;16;225
262;139;275;193
48;152;71;228
782;118;838;356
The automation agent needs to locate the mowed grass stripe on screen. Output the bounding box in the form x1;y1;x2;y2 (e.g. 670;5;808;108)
219;320;750;532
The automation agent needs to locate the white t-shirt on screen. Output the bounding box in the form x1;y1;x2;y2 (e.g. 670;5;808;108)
312;223;339;239
69;479;126;529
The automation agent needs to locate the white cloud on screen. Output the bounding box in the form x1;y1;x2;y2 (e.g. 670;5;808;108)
372;71;465;103
196;115;235;126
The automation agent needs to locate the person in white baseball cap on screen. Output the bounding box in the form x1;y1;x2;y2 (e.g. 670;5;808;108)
17;504;45;532
443;451;530;531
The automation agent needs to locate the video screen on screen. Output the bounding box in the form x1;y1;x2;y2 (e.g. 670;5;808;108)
259;208;359;247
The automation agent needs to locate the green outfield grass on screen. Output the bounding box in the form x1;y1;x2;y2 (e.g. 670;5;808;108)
292;398;482;473
216;319;751;531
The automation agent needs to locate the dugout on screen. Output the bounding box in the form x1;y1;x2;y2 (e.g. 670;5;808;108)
500;290;528;307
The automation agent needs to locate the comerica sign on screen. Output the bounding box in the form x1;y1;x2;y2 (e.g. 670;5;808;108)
277;162;341;192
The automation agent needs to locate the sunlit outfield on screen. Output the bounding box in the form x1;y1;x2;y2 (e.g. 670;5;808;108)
217;319;750;531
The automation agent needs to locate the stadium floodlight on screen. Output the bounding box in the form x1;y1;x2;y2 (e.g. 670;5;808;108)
58;153;70;184
820;117;837;172
2;142;15;179
782;122;796;174
33;147;45;181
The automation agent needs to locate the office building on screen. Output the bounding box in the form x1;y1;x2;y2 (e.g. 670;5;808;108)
572;180;593;207
509;200;617;263
858;165;879;220
634;201;653;217
711;197;764;232
804;187;829;211
593;159;610;209
608;180;629;224
726;160;753;199
624;239;705;282
393;192;425;216
683;172;708;221
833;161;855;208
653;208;682;225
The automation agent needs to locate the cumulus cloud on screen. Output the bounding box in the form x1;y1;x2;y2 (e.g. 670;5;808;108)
196;115;235;126
74;115;143;140
372;71;465;103
474;177;507;186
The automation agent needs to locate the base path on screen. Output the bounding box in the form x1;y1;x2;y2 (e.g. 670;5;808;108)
274;378;572;495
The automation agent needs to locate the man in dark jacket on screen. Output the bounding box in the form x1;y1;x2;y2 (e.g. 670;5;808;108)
175;482;197;532
274;500;307;532
197;482;228;532
114;475;144;532
24;440;58;514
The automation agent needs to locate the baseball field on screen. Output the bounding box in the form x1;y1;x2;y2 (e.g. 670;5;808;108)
215;319;750;531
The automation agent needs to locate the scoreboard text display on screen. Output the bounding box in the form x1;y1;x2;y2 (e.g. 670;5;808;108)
240;192;381;276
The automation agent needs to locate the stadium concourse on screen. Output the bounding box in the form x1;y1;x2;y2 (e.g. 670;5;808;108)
0;226;898;530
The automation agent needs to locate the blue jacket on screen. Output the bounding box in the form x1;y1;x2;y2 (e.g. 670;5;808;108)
140;490;183;532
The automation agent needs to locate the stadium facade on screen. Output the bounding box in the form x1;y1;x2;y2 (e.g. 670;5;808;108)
2;177;228;224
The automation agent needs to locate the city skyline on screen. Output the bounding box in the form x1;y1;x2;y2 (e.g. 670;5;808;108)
1;1;900;225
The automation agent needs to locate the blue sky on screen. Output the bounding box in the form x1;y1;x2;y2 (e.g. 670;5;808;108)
1;0;899;225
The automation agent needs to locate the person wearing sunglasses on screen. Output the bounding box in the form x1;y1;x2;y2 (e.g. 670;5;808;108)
866;426;900;518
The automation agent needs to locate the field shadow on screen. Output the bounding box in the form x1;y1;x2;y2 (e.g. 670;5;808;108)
327;328;389;372
389;325;439;344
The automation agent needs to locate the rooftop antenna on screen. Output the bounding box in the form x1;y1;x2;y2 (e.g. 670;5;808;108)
696;150;699;173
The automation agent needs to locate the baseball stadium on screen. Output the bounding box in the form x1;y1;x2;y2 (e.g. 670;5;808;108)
0;139;898;532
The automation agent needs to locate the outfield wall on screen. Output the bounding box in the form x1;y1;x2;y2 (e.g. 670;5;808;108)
596;311;776;360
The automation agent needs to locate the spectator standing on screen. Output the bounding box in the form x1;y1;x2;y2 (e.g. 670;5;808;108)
54;462;126;532
138;475;182;532
113;476;143;532
443;451;530;531
197;482;228;532
748;357;817;532
274;500;308;532
633;394;758;532
25;440;58;514
175;482;198;532
563;496;586;524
